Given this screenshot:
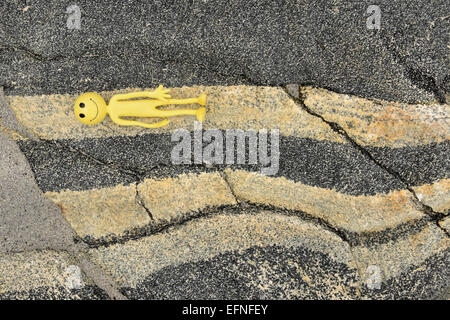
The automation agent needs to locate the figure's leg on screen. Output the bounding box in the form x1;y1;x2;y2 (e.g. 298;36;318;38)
150;108;206;122
157;93;207;107
151;109;198;117
110;116;170;129
151;94;207;121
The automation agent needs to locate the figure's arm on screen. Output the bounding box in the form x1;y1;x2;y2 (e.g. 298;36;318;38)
111;85;171;102
110;115;170;129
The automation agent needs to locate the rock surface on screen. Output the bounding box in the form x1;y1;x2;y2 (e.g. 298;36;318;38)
0;249;108;299
1;0;449;103
0;83;448;299
0;1;448;300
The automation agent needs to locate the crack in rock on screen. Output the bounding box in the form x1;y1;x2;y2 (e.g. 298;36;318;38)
283;86;449;236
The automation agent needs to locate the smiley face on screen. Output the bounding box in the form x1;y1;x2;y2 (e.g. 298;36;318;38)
74;92;107;125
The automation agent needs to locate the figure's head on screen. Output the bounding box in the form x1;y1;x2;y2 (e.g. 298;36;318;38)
74;92;107;125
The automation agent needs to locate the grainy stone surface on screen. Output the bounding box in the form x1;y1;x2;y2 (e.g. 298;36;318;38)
1;3;449;298
2;0;448;103
0;86;35;140
2;81;448;299
89;211;360;299
121;245;358;300
225;169;424;233
18;134;413;196
439;216;450;234
0;132;76;253
302;86;450;148
302;85;450;215
45;183;151;239
352;223;449;299
43;172;236;241
0;250;108;299
6;86;345;142
412;180;450;214
137;172;236;224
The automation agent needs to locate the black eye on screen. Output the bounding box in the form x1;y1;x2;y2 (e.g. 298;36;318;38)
79;103;85;108
79;113;85;118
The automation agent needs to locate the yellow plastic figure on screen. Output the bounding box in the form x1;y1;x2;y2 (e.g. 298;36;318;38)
74;85;206;128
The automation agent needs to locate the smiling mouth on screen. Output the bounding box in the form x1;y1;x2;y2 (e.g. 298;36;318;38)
90;98;99;122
